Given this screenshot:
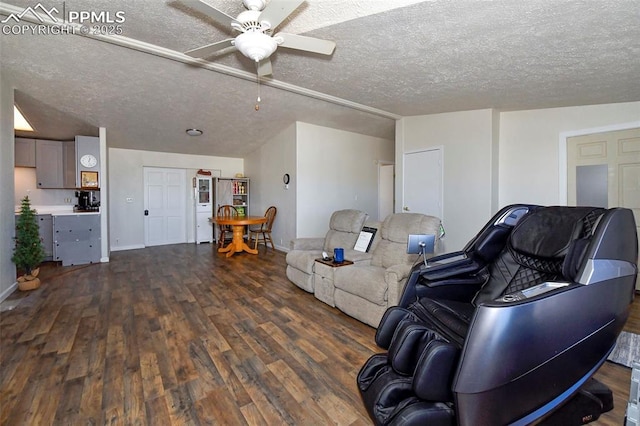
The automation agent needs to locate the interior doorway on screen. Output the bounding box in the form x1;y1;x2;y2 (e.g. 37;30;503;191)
567;127;640;288
402;148;443;219
378;162;394;221
143;167;187;247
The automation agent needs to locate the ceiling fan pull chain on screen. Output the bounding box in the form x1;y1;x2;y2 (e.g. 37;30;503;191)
255;65;262;111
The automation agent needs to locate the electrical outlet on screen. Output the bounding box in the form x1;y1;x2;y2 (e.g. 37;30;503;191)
126;197;133;203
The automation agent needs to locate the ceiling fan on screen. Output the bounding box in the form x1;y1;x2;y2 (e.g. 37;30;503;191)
182;0;336;76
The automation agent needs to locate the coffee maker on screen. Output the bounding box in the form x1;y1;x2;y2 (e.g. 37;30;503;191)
75;190;100;212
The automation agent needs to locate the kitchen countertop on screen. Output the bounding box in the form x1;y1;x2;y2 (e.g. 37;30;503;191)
15;205;100;216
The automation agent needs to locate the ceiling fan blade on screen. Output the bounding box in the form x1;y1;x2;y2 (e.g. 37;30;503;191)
258;0;304;30
276;33;336;55
183;0;238;27
257;58;273;77
184;39;236;58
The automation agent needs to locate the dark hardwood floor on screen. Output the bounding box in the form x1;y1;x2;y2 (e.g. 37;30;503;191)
0;243;636;425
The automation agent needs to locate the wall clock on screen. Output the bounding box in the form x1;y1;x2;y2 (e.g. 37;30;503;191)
80;154;97;168
283;173;290;184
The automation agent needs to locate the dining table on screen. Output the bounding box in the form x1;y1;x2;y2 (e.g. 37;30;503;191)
211;215;267;257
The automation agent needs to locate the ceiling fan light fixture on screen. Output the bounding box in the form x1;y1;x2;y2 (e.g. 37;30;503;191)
186;128;203;136
242;0;266;11
234;30;278;62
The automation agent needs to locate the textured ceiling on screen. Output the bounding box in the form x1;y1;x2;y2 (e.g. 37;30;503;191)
2;0;639;157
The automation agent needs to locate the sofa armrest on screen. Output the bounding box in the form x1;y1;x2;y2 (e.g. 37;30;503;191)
290;237;325;251
386;263;414;306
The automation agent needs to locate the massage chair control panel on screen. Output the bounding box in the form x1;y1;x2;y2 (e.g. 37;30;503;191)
498;281;569;303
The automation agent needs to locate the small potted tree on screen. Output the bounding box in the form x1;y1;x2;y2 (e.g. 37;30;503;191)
12;196;45;291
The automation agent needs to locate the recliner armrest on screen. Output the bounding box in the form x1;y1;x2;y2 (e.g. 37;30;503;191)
346;250;374;264
289;237;325;251
386;263;413;283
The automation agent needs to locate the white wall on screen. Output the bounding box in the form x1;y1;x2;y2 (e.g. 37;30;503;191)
396;109;498;251
296;122;395;237
396;102;640;252
500;101;640;206
108;148;243;251
244;123;296;251
0;80;17;301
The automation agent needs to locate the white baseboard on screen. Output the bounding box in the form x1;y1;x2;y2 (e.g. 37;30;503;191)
0;282;18;303
110;244;145;252
274;244;289;253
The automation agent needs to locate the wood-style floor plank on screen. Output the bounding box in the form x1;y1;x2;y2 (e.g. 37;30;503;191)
0;243;637;425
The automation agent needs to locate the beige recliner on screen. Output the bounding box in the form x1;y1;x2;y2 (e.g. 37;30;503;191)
333;213;442;327
285;209;368;293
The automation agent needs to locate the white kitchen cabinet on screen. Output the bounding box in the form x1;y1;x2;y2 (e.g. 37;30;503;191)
35;139;76;188
195;175;213;243
35;140;64;188
37;214;54;260
14;138;36;167
63;141;76;188
53;214;101;266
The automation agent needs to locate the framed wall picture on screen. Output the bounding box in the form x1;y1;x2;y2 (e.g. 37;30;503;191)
81;171;99;188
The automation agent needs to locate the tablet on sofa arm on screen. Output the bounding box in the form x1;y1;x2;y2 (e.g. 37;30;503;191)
407;234;436;255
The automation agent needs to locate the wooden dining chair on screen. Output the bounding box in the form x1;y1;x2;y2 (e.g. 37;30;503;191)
250;206;277;250
216;205;238;248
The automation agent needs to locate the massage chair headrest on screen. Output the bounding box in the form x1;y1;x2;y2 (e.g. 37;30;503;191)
509;206;605;259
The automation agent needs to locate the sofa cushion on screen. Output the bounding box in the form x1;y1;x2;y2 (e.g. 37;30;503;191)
334;265;388;305
323;209;368;252
324;230;360;252
331;209;369;233
372;213;442;268
371;240;412;269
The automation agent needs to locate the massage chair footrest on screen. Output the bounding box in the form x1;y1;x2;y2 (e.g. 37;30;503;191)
538;378;613;425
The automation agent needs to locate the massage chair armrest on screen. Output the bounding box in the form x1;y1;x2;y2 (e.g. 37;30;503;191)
427;250;466;264
415;277;486;303
396;261;485;309
289;237;325;251
422;252;484;281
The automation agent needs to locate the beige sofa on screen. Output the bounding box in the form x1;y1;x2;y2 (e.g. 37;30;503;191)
285;209;369;293
286;210;442;328
332;213;442;327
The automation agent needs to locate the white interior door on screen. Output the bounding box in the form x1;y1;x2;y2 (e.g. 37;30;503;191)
144;167;187;247
378;163;394;221
567;127;640;288
403;148;443;219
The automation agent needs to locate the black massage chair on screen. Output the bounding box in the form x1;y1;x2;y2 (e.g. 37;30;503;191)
357;205;638;425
